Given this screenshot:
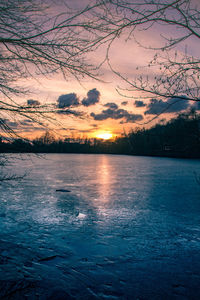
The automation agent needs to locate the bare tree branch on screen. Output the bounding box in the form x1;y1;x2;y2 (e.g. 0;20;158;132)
88;0;200;103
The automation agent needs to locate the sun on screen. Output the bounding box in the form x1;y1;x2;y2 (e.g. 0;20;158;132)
95;132;113;140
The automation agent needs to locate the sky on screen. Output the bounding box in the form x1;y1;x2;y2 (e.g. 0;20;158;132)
6;0;200;140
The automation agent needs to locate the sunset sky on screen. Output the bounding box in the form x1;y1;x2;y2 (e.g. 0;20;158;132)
5;0;199;140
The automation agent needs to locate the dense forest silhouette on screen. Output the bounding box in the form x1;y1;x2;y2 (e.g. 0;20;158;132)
1;112;200;159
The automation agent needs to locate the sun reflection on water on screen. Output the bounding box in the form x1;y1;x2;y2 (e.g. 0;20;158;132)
97;155;111;204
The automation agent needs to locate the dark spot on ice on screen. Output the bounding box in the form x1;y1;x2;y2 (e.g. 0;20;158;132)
38;255;64;266
172;284;185;288
38;255;57;262
56;189;71;192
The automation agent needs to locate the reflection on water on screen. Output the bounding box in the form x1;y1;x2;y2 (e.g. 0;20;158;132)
97;155;111;203
0;154;200;299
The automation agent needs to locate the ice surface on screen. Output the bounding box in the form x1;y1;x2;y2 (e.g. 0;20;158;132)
0;154;200;299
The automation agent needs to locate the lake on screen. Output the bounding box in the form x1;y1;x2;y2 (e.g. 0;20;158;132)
0;154;200;299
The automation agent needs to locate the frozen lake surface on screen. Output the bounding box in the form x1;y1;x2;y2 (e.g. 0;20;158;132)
0;154;200;299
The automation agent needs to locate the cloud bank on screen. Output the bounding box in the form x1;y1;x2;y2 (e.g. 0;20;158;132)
82;88;100;106
144;96;190;115
91;107;143;123
134;100;146;107
57;93;79;108
27;99;40;106
121;101;128;106
104;102;118;110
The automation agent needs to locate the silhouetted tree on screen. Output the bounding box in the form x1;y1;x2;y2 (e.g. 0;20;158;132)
0;0;105;179
89;0;200;104
0;0;107;142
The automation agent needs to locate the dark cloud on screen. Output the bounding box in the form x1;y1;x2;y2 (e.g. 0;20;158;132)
125;113;143;123
121;101;128;106
134;100;146;107
57;109;81;117
1;118;37;131
5;120;19;129
58;93;79;108
104;102;118;110
20;119;42;131
91;107;143;123
144;96;190;115
82;88;100;106
27;99;40;106
191;101;200;111
20;119;34;126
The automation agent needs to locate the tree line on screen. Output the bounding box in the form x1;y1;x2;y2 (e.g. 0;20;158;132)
0;112;200;159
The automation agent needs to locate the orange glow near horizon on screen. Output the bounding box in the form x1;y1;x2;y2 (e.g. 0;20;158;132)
95;132;113;140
